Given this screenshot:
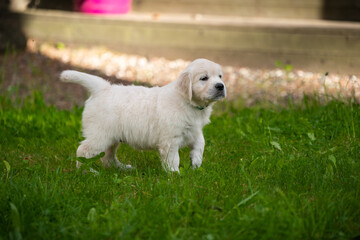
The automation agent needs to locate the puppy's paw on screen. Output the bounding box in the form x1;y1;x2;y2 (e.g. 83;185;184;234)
168;166;180;172
191;160;202;169
117;163;135;171
76;144;98;159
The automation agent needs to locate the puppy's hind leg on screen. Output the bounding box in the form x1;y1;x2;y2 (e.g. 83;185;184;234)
101;143;133;170
75;138;112;169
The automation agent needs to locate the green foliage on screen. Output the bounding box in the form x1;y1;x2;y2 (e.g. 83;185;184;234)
55;42;66;50
0;93;359;239
275;60;293;72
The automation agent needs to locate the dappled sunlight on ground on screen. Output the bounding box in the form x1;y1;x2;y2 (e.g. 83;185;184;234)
1;39;359;108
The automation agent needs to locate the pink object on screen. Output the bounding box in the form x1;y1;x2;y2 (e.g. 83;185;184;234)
74;0;132;14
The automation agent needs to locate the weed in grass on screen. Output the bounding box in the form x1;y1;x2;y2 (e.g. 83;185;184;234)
0;92;359;239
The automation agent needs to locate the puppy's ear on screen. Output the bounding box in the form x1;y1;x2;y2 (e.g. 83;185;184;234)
176;71;192;101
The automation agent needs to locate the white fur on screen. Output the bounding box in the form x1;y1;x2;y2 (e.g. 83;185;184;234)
60;58;226;172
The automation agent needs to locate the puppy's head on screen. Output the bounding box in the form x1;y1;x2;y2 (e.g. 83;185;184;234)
176;59;226;106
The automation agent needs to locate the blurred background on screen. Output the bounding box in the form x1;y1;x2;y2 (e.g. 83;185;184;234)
1;0;360;107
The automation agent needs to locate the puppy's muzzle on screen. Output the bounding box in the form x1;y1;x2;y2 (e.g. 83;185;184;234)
213;83;226;99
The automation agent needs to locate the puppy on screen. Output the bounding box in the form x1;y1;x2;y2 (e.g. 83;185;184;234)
60;58;226;172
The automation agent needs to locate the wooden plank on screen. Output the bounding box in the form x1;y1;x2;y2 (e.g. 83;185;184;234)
132;0;360;20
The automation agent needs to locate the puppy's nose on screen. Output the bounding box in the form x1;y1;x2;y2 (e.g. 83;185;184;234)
215;83;224;91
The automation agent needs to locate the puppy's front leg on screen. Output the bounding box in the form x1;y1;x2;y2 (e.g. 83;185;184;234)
159;142;180;172
190;133;205;169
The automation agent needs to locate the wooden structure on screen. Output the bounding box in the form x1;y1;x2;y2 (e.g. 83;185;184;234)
1;0;360;73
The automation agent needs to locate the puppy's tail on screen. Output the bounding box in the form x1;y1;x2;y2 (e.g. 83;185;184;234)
60;70;110;95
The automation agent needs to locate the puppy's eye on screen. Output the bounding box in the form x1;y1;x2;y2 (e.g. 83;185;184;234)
200;76;209;81
219;75;222;79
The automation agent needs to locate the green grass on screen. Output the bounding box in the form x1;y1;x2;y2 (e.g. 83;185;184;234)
1;92;360;240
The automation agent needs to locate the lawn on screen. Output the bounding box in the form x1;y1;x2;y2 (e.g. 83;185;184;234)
1;90;360;239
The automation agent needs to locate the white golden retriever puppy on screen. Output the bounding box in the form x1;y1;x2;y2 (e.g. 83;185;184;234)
60;58;226;172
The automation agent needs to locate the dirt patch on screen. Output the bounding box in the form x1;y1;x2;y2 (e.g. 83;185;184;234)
1;39;359;109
